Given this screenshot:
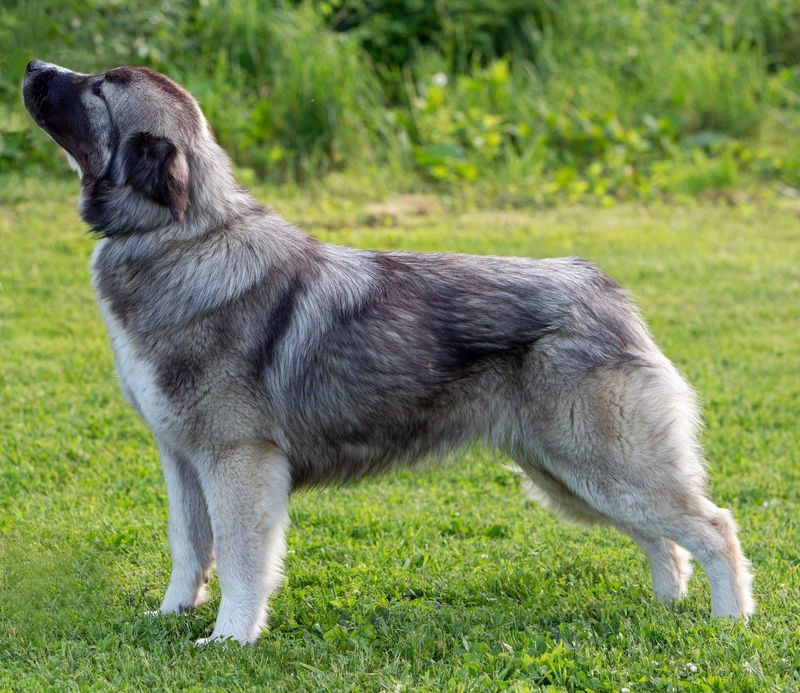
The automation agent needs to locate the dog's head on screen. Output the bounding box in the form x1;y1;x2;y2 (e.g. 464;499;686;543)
22;60;217;236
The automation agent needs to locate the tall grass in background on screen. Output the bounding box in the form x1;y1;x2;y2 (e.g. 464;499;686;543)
1;0;799;200
0;1;393;182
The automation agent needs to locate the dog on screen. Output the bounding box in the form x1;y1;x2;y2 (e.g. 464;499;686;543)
22;60;754;644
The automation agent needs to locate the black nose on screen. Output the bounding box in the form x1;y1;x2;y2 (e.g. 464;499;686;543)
26;59;46;74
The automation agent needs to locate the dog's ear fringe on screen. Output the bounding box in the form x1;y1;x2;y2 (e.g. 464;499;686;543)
122;132;189;222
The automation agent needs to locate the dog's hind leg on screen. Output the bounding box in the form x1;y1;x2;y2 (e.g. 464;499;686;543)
617;526;692;604
195;442;290;645
514;462;692;604
638;500;753;617
535;359;753;617
158;444;215;614
528;454;753;617
514;462;607;527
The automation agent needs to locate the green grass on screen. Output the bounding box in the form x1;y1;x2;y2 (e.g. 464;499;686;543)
1;176;799;691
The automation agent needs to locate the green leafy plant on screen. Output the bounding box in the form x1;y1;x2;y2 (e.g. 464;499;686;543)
1;0;799;198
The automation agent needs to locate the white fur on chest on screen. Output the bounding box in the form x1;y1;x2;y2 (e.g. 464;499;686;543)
99;296;175;437
91;247;180;443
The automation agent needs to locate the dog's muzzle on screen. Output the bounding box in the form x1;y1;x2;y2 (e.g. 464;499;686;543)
22;60;80;127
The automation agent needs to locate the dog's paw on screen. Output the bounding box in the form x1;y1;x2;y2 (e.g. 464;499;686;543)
159;584;210;615
143;603;195;618
194;636;217;647
195;633;248;647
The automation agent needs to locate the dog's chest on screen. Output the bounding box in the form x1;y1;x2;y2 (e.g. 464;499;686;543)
94;290;185;445
90;243;179;438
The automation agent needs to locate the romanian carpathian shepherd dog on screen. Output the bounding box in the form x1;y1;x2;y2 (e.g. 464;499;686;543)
23;60;754;644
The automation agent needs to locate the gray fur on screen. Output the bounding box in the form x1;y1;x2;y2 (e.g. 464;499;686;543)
23;60;754;644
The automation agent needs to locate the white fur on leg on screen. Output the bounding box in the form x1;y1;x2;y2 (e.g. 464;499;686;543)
157;445;215;614
704;509;755;618
624;528;693;604
264;509;290;598
661;504;754;618
195;443;291;645
160;567;211;614
657;544;693;603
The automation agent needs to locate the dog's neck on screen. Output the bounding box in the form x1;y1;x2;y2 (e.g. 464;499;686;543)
89;162;319;334
178;140;258;240
80;135;261;243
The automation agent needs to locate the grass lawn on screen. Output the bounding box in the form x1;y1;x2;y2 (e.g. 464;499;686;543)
1;177;798;691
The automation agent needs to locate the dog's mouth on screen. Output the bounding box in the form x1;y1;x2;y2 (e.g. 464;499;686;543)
22;60;97;180
24;61;71;138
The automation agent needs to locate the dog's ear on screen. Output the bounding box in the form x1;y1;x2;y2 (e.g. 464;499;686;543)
122;132;189;222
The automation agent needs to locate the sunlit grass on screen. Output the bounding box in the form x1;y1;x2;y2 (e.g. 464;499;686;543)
1;177;798;690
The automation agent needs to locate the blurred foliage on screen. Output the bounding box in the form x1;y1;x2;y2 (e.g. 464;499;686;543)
1;0;799;201
315;0;549;75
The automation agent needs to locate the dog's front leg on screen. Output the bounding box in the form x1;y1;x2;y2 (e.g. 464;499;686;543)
195;442;290;645
158;444;215;614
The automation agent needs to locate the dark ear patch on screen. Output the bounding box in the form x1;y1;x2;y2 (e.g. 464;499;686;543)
122;132;189;221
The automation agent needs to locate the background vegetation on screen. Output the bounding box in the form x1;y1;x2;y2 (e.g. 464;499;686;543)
2;0;800;202
1;181;799;690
